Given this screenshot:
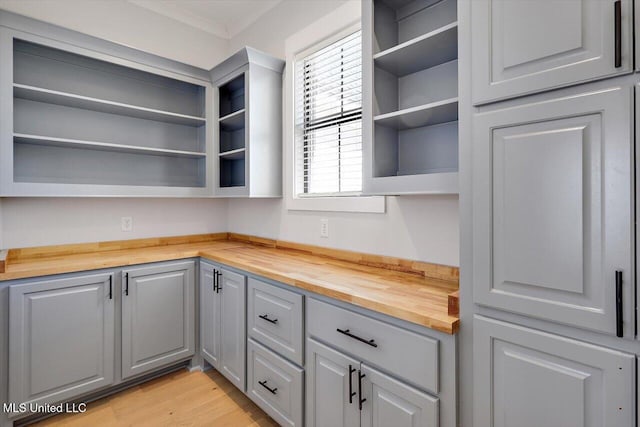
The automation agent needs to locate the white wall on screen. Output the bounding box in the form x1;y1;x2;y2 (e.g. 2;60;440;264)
227;0;460;266
0;0;229;69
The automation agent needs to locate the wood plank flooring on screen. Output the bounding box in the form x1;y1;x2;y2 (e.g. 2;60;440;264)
30;369;279;427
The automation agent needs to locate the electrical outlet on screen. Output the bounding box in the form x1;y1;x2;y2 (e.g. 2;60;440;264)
121;216;133;232
320;218;329;238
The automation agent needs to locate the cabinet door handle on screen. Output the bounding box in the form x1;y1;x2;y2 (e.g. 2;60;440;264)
212;270;218;292
336;328;378;348
614;0;621;67
348;364;356;404
616;270;623;337
215;271;222;293
258;380;277;395
124;272;129;296
258;314;278;324
108;276;113;300
358;370;366;410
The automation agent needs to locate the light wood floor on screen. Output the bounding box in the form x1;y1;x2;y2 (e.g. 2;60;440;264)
31;369;279;427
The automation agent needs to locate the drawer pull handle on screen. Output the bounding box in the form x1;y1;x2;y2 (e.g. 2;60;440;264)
108;276;113;300
258;380;277;395
348;365;356;404
259;314;278;324
337;328;378;348
214;270;222;293
124;272;129;296
358;370;366;410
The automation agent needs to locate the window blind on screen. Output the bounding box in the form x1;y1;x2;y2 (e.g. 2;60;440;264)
295;30;362;196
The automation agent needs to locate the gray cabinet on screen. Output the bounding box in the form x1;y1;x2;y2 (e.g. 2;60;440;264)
361;364;439;427
121;261;195;380
307;338;438;427
200;261;247;390
306;338;360;427
474;316;635;427
200;262;220;367
219;267;247;389
210;47;284;197
8;272;115;408
471;0;633;104
472;83;633;336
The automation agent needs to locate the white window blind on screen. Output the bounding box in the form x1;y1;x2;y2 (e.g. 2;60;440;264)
295;30;362;196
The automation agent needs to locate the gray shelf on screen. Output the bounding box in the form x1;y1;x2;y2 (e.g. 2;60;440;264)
374;22;458;77
374;97;458;130
13;84;207;127
219;108;245;131
218;147;246;160
14;133;206;159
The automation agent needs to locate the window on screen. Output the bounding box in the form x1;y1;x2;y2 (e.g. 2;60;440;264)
294;30;362;197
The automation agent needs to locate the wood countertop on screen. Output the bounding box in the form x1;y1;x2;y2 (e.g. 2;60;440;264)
0;234;459;334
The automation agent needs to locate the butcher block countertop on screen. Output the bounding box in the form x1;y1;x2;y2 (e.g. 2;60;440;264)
0;233;459;334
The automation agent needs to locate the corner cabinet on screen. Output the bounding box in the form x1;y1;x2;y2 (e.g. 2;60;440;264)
8;273;115;409
200;261;247;390
0;22;213;197
210;47;284;197
362;0;459;195
121;261;195;380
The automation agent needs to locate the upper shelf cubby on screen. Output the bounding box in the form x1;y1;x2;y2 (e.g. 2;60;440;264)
13;39;206;119
374;0;457;69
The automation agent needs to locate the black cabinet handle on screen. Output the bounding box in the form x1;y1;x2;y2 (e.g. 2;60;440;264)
358;370;366;410
348;365;356;404
215;270;222;293
337;328;378;348
212;270;218;292
614;0;621;67
258;380;277;395
259;314;278;324
108;276;112;300
124;272;129;296
616;270;623;337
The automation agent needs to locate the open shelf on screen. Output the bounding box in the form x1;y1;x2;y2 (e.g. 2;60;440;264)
219;109;246;132
374;22;458;77
374;98;458;130
14;134;206;159
218;147;246;160
13;84;206;127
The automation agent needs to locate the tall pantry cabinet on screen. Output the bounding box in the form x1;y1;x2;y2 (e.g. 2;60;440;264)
462;0;638;426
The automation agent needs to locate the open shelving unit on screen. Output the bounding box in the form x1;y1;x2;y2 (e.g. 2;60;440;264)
363;0;459;194
3;35;212;196
211;47;284;197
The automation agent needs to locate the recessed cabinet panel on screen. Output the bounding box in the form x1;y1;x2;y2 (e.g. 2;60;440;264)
121;261;195;380
8;273;115;409
473;84;633;335
200;263;221;368
471;0;633;104
306;338;360;427
474;316;635;427
219;267;247;390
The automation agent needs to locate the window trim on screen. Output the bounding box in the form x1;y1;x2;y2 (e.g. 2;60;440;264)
284;5;385;213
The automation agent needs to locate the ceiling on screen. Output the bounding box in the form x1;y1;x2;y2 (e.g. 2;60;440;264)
128;0;283;39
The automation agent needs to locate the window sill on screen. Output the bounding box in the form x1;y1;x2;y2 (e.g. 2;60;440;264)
286;195;386;213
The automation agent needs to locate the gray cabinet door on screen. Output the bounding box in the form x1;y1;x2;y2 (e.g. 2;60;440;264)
360;364;439;427
121;261;195;380
219;267;246;390
471;0;633;104
473;84;633;335
474;316;635;427
9;273;115;407
306;338;360;427
200;262;221;368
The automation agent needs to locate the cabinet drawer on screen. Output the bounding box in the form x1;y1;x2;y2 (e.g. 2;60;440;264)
307;298;439;394
247;338;303;427
247;278;304;365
